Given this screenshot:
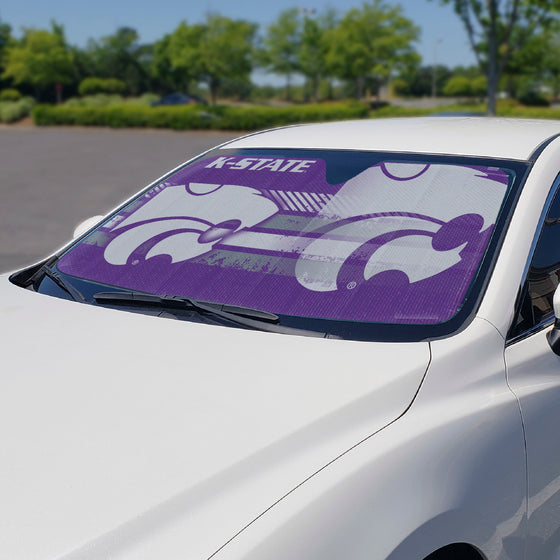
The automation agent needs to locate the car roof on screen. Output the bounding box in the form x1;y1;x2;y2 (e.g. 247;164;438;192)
225;117;560;161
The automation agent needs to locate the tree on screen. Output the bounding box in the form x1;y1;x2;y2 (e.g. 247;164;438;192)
298;9;337;102
2;23;74;101
84;27;152;95
167;16;256;104
164;22;206;94
396;64;453;97
432;0;560;115
539;33;560;100
442;74;486;97
260;8;302;100
325;0;419;99
443;75;472;96
498;29;560;100
0;19;13;91
198;15;257;104
151;31;194;93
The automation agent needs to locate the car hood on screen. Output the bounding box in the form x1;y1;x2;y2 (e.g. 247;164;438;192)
0;276;430;560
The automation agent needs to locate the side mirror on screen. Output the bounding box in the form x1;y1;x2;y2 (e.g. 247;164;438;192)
73;215;103;239
548;286;560;355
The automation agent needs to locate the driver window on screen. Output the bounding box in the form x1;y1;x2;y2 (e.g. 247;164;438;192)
510;188;560;338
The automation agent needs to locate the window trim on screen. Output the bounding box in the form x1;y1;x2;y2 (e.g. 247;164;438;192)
506;171;560;345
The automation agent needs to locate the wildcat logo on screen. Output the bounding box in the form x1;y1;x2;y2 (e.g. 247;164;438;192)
103;182;279;265
219;213;476;291
293;214;472;292
102;163;506;291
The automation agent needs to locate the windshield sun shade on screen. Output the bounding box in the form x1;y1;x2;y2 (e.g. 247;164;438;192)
57;149;518;331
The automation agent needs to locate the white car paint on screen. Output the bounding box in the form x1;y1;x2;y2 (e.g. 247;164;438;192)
6;117;560;560
227;117;560;159
0;281;428;560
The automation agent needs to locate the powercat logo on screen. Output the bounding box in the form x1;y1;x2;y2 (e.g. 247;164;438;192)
100;161;507;292
103;182;278;265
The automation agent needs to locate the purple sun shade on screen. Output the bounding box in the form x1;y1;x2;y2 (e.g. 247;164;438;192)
57;153;511;325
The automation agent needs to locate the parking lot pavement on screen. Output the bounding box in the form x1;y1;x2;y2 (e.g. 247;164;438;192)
0;126;238;272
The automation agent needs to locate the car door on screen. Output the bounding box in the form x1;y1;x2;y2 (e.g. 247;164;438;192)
505;184;560;560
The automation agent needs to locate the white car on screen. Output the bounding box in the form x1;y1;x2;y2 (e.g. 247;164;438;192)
4;117;560;560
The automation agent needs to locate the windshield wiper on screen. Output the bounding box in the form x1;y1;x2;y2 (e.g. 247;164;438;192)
94;290;278;320
93;291;325;337
40;266;86;302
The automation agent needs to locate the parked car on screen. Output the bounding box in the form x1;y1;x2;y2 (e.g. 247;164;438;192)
5;117;560;560
150;92;207;106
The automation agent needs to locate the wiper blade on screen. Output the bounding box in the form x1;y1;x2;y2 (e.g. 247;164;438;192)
93;291;326;337
94;291;278;321
41;266;86;302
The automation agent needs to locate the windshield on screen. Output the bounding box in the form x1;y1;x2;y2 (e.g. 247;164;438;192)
53;148;524;340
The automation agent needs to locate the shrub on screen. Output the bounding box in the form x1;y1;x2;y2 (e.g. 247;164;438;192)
32;104;214;129
32;101;369;130
125;93;160;106
442;76;473;97
0;88;22;102
517;91;550;107
64;93;159;108
65;94;124;108
371;105;431;118
496;105;560;119
78;77;127;96
391;79;409;97
470;76;488;97
0;97;35;123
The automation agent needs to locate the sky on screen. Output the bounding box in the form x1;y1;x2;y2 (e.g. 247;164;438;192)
0;0;477;79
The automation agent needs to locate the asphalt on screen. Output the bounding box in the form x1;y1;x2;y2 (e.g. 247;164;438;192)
0;126;238;272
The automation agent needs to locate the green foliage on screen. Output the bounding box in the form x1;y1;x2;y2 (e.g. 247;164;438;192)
524;31;560;100
517;91;550;107
0;19;13;91
200;15;257;104
0;20;11;57
249;84;281;103
0;6;421;106
325;0;419;98
370;101;487;118
0;87;21;101
32;101;369;130
82;27;152;95
371;105;432;118
217;102;369;129
298;10;336;102
441;74;487;97
64;92;159;107
395;65;453;97
65;94;124;107
432;0;560;114
442;76;473;96
151;33;186;93
131;93;160;105
217;76;253;101
2;23;74;95
498;104;560;118
165;16;257;104
165;22;205;91
470;75;488;97
259;8;302;99
0;96;34;122
78;77;126;96
391;79;409;97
